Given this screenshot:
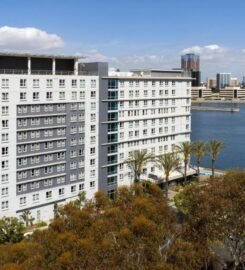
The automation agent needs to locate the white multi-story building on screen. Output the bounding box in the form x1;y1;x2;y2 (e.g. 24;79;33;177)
0;53;192;221
99;69;192;198
0;53;106;221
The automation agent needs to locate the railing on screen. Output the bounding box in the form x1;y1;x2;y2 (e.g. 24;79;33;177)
0;69;28;74
0;69;97;76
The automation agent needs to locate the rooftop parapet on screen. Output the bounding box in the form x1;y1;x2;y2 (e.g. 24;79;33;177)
0;52;98;76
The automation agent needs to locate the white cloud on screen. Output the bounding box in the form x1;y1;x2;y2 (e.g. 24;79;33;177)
81;49;119;63
181;44;226;60
0;26;64;51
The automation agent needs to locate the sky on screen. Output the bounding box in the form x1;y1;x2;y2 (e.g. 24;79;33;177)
0;0;245;80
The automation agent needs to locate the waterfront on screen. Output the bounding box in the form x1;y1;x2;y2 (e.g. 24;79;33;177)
191;102;245;170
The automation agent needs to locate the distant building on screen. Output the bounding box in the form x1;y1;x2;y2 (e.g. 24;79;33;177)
219;86;245;99
181;53;201;87
192;86;212;99
230;77;239;86
207;77;216;89
216;73;231;89
242;76;245;86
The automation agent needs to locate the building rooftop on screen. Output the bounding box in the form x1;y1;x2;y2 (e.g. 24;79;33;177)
0;52;85;60
107;68;192;80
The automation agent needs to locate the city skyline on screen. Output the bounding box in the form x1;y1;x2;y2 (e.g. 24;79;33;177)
0;0;245;79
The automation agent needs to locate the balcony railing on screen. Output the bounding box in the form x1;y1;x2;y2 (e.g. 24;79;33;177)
0;69;97;76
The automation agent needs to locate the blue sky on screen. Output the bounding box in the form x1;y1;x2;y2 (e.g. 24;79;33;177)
0;0;245;79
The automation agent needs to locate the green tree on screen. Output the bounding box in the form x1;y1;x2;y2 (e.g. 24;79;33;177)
125;149;153;183
192;140;207;176
207;140;224;177
0;217;24;244
156;153;180;198
175;141;193;183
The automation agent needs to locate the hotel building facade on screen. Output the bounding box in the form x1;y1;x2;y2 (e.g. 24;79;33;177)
0;53;192;221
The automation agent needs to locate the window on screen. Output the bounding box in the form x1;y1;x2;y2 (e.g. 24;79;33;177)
46;92;52;100
59;188;64;196
1;92;9;101
1;174;8;183
1;201;8;210
58;92;65;100
90;159;95;166
80;91;85;99
71;185;76;193
90;113;96;122
33;92;39;100
91;91;96;98
1;187;8;196
90;136;96;144
90;170;95;177
59;79;65;87
33;194;39;202
72;91;77;100
2;106;9;115
90;147;95;154
33;79;39;88
1;133;8;142
72;79;77;87
1;160;8;169
20;197;26;206
80;79;85;88
91;80;96;88
47;79;53;87
46;191;52;198
20;92;27;100
1;79;9;88
90;181;95;188
20;79;26;87
44;166;53;174
2;147;8;156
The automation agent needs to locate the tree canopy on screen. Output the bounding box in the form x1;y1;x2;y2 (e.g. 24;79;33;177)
0;171;244;269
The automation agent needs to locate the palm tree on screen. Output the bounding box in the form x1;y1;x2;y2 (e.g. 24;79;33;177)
207;140;224;177
175;141;193;183
192;140;207;176
20;210;34;227
156;153;180;198
125;149;153;183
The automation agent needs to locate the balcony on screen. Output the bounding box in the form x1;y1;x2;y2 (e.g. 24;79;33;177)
0;69;97;76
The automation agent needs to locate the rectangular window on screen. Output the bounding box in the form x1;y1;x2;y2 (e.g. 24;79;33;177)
80;79;85;88
47;79;53;88
33;92;39;100
46;191;52;198
1;92;9;101
91;80;96;88
72;79;77;87
20;197;26;206
46;92;52;100
33;79;39;88
33;194;39;202
1;79;9;88
72;91;77;100
20;92;27;100
2;201;8;210
59;79;65;87
20;79;27;87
